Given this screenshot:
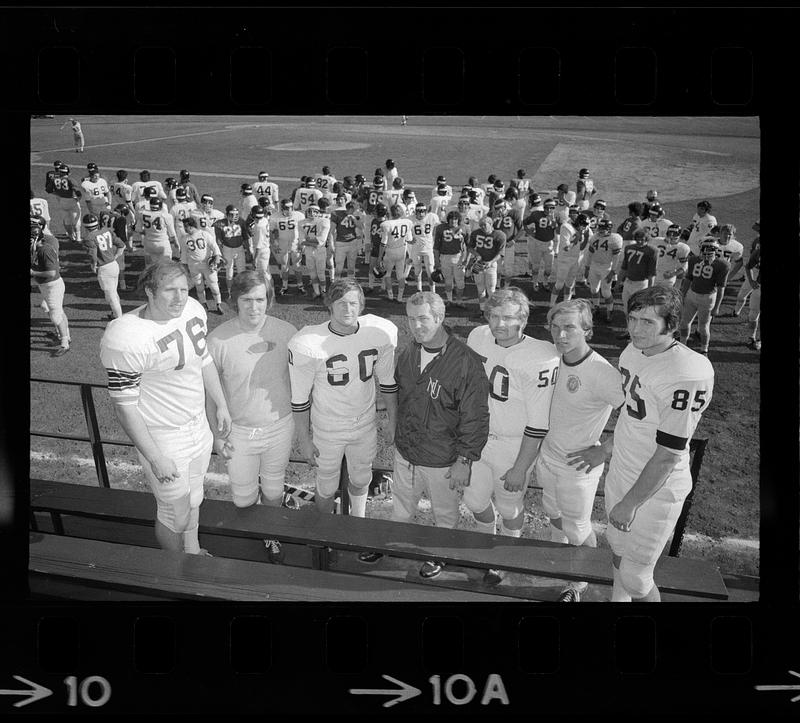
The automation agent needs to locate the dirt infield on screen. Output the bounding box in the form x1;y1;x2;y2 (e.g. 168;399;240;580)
29;115;760;580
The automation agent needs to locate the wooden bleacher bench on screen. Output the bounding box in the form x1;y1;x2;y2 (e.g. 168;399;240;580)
29;532;520;602
30;479;728;600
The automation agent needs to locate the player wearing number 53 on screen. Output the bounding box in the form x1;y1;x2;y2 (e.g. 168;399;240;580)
100;260;232;555
288;278;399;517
573;286;714;602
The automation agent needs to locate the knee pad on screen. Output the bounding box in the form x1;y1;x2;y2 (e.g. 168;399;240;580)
619;558;656;599
232;488;259;508
495;494;524;522
316;472;340;499
560;517;593;547
157;495;192;533
259;475;285;502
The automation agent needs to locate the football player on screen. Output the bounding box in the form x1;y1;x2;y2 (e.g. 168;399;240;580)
131;170;167;206
384;159;399;188
432;210;468;307
650;223;690;289
180;216;224;314
515;168;531;197
299;205;332;299
170;186;198;227
685;200;717;256
743;243;761;351
429;184;451;221
712;224;744;314
239;183;259;220
524;197;559;291
733;221;760;317
288;278;398;517
252;171;278;211
82;213;125;319
376;204;413;302
553;183;576;224
51;163;83;243
99;260;231;554
678;239;730;355
571;285;713;602
60;117;84;152
490;198;518;289
537;299;624;602
330;200;362;280
383;176;405;210
30;190;52;235
248;205;272;280
81;166;112;217
109;204;135;290
314;165;337;200
294;177;323;215
164;177;179;208
110;170;134;216
215;205;251;290
617;229;657;339
575;168;596;211
485;178;506;211
31;216;71;356
44;159;62;195
137;197;178;267
466;216;507;315
641;202;673;240
207;271;297;562
584;218;623;322
465;288;559;583
467;176;486;207
549;212;590;307
584;199;610;232
407;202;440;293
178;170;201;206
641;189;659;219
429;174;452;204
617;202;645;242
365;203;389;294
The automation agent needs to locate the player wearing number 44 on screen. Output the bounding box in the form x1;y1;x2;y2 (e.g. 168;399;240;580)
100;260;232;555
288;278;399;518
570;286;714;602
465;289;559;585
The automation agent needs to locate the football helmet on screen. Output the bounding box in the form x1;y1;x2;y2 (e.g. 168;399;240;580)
305;177;316;188
175;187;187;201
431;268;445;284
208;255;224;272
306;205;321;218
578;168;590;179
543;199;556;210
436;183;447;195
415;203;427;218
83;213;99;230
666;223;681;239
165;177;177;190
700;239;720;258
392;176;404;189
597;218;613;233
403;189;416;200
179;169;190;180
251;206;265;218
241;183;253;194
201;194;214;207
436;175;446;184
30;215;46;237
458;198;470;210
258;196;270;209
372;262;387;278
649;202;663;217
375;203;388;217
258;171;269;181
149;198;163;211
143;186;157;198
646;189;658;201
530;193;542;206
463;256;483;275
354;173;365;184
58;163;70;175
322;165;331;175
574;213;589;227
373;176;384;188
225;204;239;221
593;199;607;210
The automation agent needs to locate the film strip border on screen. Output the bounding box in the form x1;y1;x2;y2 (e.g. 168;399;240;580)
0;605;797;714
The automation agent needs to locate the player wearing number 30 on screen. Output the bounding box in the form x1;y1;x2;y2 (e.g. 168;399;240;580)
288;279;398;517
100;260;232;555
597;286;713;602
179;216;224;315
465;289;559;585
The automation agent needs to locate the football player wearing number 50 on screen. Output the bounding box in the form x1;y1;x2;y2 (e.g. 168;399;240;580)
100;260;232;555
287;278;398;517
465;289;559;585
570;286;714;602
82;213;125;320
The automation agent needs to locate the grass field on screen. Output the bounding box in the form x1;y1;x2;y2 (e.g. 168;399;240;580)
29;115;760;579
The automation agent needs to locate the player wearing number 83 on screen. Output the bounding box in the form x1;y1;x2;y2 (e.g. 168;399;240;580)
601;286;713;602
100;260;232;555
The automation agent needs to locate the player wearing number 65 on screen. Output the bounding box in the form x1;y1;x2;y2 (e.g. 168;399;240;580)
287;278;399;518
465;289;559;585
584;286;713;602
100;260;232;555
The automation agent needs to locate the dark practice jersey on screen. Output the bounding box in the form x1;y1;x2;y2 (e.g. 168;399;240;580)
617;215;644;241
467;228;506;262
525;210;559;243
332;209;360;243
687;256;730;294
621;243;657;282
433;225;466;256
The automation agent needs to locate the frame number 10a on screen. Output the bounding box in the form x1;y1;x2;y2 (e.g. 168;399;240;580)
64;676;112;707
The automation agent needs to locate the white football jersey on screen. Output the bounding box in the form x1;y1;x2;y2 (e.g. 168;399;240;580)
687;213;718;255
586;232;623;270
171;200;198;225
411;212;440;251
650;237;690;281
717;239;744;265
30;197;51;225
100;297;212;428
253;180;280;207
288;314;398;432
110;181;133;207
138;209;176;244
180;228;220;264
81;179;111;212
641;217;673;240
131;180;166;204
270;211;305;250
429;195;450;221
239;194;258;219
380;218;413;253
250;217;271;254
467;326;559;440
540;349;624;461
299;216;332;248
556;222;583;263
294;188;322;214
608;341;714;497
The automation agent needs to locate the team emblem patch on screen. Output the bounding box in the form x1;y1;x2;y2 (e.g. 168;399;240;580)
566;375;581;393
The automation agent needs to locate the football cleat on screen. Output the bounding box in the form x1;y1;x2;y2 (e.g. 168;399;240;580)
264;539;285;564
358;551;384;564
419;560;445;579
557;587;581;602
483;568;505;586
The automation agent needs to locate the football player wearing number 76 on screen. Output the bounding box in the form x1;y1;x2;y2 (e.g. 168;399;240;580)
569;286;714;602
100;260;232;555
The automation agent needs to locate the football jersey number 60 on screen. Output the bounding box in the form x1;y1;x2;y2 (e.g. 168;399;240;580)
325;349;379;386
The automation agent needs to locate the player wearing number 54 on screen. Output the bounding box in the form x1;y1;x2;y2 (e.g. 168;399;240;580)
100;260;232;555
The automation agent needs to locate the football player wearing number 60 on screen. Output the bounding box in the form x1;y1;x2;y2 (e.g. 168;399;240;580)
100;260;232;555
82;214;125;320
287;278;399;517
465;289;559;585
570;286;714;602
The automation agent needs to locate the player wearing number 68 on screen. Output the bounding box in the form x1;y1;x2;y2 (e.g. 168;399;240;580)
603;285;714;602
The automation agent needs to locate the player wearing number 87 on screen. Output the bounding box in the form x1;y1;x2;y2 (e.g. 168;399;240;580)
82;213;126;319
465;289;559;584
99;260;232;555
601;285;713;602
287;278;399;517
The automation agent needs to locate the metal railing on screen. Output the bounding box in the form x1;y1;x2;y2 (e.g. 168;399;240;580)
30;377;707;557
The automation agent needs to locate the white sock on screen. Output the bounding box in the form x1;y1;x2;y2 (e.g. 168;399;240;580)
474;519;496;535
183;526;200;554
499;521;522;538
611;567;632;602
349;490;368;518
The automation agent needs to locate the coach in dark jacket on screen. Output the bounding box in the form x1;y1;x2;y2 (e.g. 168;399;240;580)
368;291;490;579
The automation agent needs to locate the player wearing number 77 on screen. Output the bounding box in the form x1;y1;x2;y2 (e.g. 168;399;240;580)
465;289;559;585
287;278;399;517
100;260;232;555
570;286;714;602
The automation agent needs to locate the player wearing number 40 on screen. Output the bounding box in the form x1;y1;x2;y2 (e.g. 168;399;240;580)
100;260;232;555
465;289;559;585
576;286;714;602
287;278;399;518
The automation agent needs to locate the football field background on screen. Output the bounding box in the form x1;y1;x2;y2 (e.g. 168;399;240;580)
30;115;760;577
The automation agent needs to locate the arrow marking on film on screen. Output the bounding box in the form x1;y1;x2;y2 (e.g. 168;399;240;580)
349;674;422;708
0;676;53;708
754;670;800;703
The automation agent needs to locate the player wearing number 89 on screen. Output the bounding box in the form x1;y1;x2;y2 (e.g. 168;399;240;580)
100;260;232;554
678;240;730;355
287;279;398;516
465;289;559;584
179;217;224;315
82;213;125;319
600;286;713;602
535;300;625;601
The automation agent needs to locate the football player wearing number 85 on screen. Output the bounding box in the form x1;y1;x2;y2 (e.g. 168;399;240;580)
287;278;398;517
574;286;713;602
100;260;232;555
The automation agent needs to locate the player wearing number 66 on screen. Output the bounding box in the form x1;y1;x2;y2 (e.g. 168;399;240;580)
100;260;232;555
465;289;559;585
587;286;713;602
287;278;398;518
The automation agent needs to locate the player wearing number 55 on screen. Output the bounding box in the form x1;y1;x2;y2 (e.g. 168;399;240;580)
100;260;232;555
572;286;714;602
